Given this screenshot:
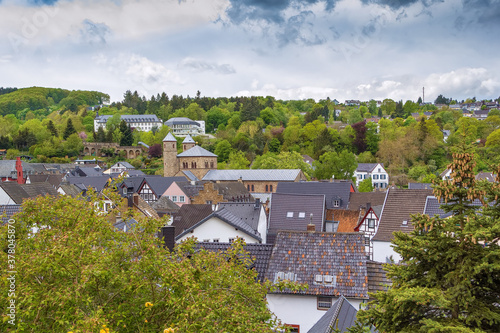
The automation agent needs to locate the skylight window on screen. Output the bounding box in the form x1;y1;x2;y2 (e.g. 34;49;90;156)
298;212;306;218
287;212;294;218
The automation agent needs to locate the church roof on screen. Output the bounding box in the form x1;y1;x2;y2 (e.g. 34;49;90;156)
162;132;176;142
182;135;195;143
177;145;217;157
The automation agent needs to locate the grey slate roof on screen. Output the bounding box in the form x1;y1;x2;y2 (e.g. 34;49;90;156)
113;218;138;232
0;182;59;204
151;195;180;215
372;188;432;242
180;170;199;181
307;296;359;333
177;145;217;157
58;183;84;197
0;161;76;179
423;196;483;219
202;169;302;182
71;166;104;177
265;231;368;299
66;175;110;193
95;114;161;124
0;160;16;178
27;174;64;188
194;242;273;282
0;205;22;225
356;163;383;173
218;202;262;231
142;176;187;197
171;204;214;237
347;192;386;211
175;207;262;242
165;117;200;126
276;181;353;210
182;135;195;143
163;132;176;142
476;172;496;182
268;193;325;242
112;161;135;169
175;181;207;198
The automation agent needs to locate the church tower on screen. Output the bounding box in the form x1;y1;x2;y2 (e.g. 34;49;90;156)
163;132;179;177
182;135;196;152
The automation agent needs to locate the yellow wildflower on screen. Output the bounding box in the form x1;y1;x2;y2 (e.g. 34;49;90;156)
164;328;175;333
145;302;153;308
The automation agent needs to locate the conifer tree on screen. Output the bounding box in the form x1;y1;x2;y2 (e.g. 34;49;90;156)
63;118;76;140
354;148;500;332
119;120;133;146
46;120;58;137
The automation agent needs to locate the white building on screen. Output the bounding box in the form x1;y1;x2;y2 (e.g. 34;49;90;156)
354;163;389;189
164;117;205;137
94;114;163;132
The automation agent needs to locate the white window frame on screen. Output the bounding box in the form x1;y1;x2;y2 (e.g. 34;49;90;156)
287;212;294;218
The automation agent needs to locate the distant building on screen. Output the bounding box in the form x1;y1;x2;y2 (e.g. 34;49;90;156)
94;114;163;132
164;117;205;137
354;163;389;189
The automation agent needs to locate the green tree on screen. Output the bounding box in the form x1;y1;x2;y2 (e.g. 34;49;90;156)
63;118;76;140
313;150;357;180
214;139;233;163
358;178;373;192
96;126;106;142
240;96;260;122
252;151;312;178
226;151;250;169
119;120;133;146
46;120;58;137
0;190;294;332
354;149;500;332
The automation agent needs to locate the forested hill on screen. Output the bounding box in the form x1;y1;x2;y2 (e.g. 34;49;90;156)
0;87;109;117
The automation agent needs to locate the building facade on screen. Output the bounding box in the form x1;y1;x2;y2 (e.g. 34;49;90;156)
164;117;205;137
94;114;163;132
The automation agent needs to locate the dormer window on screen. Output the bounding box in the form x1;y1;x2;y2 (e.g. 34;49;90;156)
333;199;341;207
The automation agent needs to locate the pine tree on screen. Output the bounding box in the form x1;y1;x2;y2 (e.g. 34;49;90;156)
63;118;76;140
96;127;106;142
119;120;133;146
47;120;58;137
354;148;500;332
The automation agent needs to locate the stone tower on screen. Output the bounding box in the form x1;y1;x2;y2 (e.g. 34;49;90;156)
182;134;196;152
163;132;179;177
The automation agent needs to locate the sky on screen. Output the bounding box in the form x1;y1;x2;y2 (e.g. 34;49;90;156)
0;0;499;103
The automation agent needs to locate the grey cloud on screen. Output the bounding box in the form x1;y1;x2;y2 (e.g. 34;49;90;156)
360;0;443;10
277;11;325;46
80;19;111;45
225;0;339;24
178;58;236;75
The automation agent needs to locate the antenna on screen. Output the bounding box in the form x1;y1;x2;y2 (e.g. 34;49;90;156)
423;87;425;104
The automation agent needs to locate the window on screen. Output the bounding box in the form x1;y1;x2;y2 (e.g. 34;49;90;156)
298;212;306;218
251;185;254;191
172;196;177;202
265;185;269;192
317;296;332;310
380;174;386;179
122;187;127;195
402;220;408;226
213;239;219;242
210;162;214;168
333;199;340;207
287;212;294;218
229;238;235;243
378;168;381;172
203;239;210;242
358;174;363;179
368;219;375;228
247;185;250;191
372;174;379;179
285;324;300;333
270;184;273;192
205;161;208;168
365;236;370;246
180;196;185;202
206;200;212;205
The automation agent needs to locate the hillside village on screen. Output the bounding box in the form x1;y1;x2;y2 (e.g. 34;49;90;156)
1;87;500;332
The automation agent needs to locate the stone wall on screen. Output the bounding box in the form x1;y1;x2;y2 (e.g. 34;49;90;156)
83;142;146;159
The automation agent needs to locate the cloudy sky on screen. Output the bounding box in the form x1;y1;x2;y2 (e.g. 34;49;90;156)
0;0;499;103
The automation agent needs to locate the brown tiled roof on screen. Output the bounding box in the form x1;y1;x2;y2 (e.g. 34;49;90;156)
347;191;386;211
327;209;361;232
372;188;432;242
170;204;213;237
194;242;273;282
265;231;368;299
0;182;59;204
213;182;252;201
366;261;391;294
28;174;64;188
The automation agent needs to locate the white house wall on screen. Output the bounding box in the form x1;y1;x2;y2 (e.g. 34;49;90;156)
372;240;402;263
177;217;260;243
0;187;14;205
257;206;268;244
267;294;364;332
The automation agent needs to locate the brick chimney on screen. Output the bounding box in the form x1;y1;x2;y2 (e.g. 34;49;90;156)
16;157;25;184
307;223;316;232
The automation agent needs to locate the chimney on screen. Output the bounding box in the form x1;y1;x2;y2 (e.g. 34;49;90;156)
366;202;371;211
133;193;139;206
161;225;176;251
254;198;260;210
16;157;24;184
307;213;315;232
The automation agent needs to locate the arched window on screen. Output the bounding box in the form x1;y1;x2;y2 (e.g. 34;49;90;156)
205;161;209;168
